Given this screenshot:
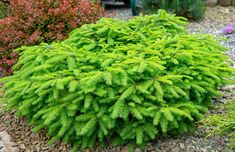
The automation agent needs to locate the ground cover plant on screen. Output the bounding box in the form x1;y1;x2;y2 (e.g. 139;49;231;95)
0;0;106;75
204;99;235;150
0;10;234;151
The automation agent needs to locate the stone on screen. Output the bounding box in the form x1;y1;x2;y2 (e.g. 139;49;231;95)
221;85;235;91
135;148;141;152
120;146;129;152
5;145;16;152
0;140;5;147
35;144;40;152
206;0;218;5
201;148;208;152
30;132;38;138
219;0;232;5
0;131;11;144
42;146;50;151
221;8;230;14
19;144;26;150
0;146;8;152
0;131;18;152
171;146;181;152
179;142;185;149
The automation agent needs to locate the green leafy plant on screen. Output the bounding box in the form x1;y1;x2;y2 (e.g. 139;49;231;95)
142;0;206;20
0;10;233;151
0;1;8;19
203;99;235;150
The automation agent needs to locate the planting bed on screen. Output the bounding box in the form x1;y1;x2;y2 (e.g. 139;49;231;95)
0;6;235;152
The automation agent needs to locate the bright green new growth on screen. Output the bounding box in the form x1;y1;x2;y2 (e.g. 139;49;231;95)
0;10;233;151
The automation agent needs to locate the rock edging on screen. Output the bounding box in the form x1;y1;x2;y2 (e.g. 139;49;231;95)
0;131;18;152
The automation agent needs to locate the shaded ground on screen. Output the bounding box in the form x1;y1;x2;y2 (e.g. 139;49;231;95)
0;6;235;152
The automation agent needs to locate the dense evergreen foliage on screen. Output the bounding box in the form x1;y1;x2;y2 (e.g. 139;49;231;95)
0;10;233;151
204;99;235;150
142;0;206;20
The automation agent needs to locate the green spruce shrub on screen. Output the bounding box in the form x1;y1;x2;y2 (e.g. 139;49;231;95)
0;10;233;151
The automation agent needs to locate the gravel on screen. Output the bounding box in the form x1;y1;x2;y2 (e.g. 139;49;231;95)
0;109;71;152
188;6;235;54
0;5;235;152
106;5;133;21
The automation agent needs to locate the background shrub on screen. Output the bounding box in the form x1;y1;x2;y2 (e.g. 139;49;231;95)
0;10;233;151
142;0;206;20
0;0;106;75
0;1;9;19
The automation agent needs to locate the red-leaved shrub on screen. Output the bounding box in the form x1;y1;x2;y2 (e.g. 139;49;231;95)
0;0;106;75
